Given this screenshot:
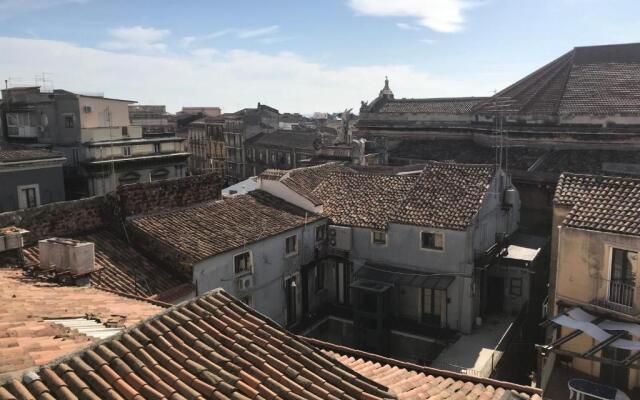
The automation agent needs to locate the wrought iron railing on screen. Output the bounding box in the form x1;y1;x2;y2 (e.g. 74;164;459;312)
592;277;638;314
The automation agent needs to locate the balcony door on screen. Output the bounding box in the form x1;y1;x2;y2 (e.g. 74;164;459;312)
609;248;637;308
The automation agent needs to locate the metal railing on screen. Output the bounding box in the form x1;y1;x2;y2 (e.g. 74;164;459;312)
592;277;638;314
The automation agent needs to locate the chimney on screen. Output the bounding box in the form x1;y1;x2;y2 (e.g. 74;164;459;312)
39;238;96;284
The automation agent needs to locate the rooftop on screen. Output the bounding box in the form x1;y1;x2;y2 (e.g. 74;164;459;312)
0;149;64;163
263;161;497;231
474;42;640;116
0;269;164;379
376;97;488;114
129;190;325;266
0;289;396;400
554;173;640;236
245;130;320;150
313;338;542;400
21;230;189;301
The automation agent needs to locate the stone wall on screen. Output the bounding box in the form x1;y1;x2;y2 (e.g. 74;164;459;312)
117;173;221;216
0;173;223;244
0;196;111;243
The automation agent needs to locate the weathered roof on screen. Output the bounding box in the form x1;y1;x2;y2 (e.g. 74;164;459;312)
554;173;640;236
129;191;324;265
21;231;188;300
475;42;640;116
393;162;496;230
377;97;488;114
313;339;542;400
0;149;63;163
272;162;496;231
259;163;350;206
245;130;320;150
0;289;395;400
0;269;164;378
313;173;417;230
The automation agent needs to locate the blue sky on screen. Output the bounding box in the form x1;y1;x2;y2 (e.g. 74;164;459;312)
0;0;638;113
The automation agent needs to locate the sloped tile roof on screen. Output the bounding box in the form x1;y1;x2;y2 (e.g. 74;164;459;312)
276;162;495;231
0;269;164;378
245;130;320;150
129;190;324;265
475;42;640;116
0;289;395;400
0;149;63;163
377;97;488;114
313;172;418;230
313;338;542;400
554;173;640;236
393;162;496;230
21;231;188;300
259;162;350;206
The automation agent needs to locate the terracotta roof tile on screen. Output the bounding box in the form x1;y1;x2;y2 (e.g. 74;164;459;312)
554;172;640;236
0;269;163;380
377;97;488;114
21;230;188;300
1;289;398;399
129;191;325;267
311;338;542;400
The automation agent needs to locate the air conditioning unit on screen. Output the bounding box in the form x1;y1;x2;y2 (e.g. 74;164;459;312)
328;225;352;251
235;275;254;292
83;106;92;113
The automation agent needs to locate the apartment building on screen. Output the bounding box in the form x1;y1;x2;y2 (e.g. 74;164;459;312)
187;116;225;176
1;87;189;196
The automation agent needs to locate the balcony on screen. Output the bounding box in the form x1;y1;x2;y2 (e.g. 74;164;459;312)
7;126;39;138
591;277;640;315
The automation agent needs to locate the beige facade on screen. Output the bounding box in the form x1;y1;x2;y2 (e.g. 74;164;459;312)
552;218;640;391
78;96;132;129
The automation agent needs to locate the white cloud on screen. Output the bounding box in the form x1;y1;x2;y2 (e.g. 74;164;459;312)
396;22;419;31
0;36;498;113
237;25;279;39
0;0;87;18
347;0;477;33
101;26;170;53
420;38;437;44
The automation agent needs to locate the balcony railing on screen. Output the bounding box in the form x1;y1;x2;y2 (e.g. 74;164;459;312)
592;277;639;315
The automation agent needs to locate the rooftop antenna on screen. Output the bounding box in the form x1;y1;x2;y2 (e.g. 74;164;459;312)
34;72;54;92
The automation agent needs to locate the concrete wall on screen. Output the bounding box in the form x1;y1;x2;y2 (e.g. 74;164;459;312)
192;219;327;325
78;97;130;128
81;126;143;142
84;138;184;160
0;164;65;212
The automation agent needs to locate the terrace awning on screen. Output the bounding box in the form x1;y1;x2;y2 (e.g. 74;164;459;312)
355;263;455;290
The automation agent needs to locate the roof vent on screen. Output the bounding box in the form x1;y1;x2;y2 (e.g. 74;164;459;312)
39;238;96;277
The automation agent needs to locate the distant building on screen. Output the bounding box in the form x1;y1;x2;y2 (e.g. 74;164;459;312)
187;117;225;176
128;104;175;136
0;147;65;211
244;130;319;176
223;103;279;183
177;106;221;117
0;87;189;196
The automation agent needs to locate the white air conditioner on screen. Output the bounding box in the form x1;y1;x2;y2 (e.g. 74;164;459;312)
235;275;254;292
328;225;352;251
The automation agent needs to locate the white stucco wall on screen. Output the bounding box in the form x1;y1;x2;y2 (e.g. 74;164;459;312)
192;219;328;326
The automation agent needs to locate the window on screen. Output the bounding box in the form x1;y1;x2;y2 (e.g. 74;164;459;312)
315;224;326;242
63;114;75;128
175;165;184;178
234;251;252;275
315;263;325;291
609;248;637;306
422;288;446;324
285;235;298;256
421;232;444;250
510;278;523;296
17;184;40;209
153;143;161;154
122;146;132;157
240;295;253;307
372;230;387;245
286;153;292;166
